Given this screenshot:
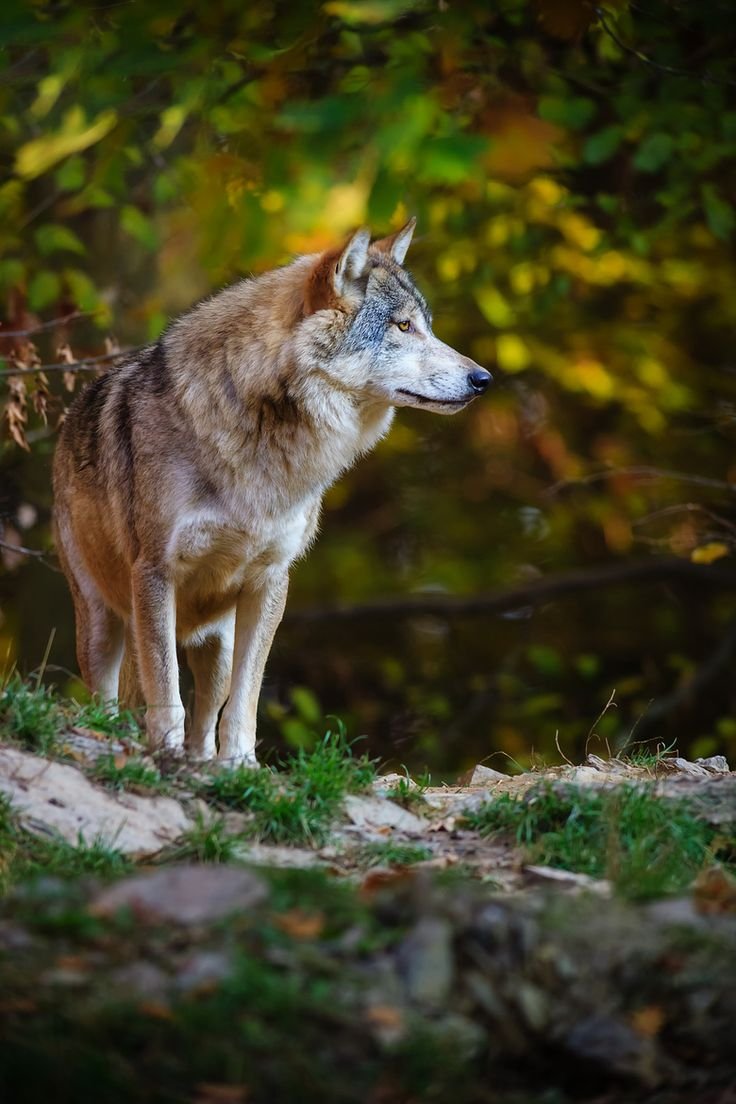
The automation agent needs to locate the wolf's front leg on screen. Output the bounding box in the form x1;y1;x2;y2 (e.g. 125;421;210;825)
217;571;289;765
131;561;186;753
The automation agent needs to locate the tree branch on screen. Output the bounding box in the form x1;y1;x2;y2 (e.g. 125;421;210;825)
594;6;736;87
545;466;736;498
284;557;736;624
0;311;100;339
0;347;142;378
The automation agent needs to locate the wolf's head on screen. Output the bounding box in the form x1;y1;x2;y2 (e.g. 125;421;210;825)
302;220;491;414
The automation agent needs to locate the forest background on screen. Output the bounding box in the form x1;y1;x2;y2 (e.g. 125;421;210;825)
1;0;735;774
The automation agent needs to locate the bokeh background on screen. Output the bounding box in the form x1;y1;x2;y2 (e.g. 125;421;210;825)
2;0;736;775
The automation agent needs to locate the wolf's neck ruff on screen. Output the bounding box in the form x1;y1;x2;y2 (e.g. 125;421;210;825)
53;220;491;764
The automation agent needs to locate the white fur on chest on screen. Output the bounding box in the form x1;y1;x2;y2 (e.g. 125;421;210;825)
171;499;317;587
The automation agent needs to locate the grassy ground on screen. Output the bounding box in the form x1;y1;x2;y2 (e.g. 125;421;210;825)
1;676;736;1102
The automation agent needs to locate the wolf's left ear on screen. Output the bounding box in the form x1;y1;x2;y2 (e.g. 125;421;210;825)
333;227;371;295
372;217;416;265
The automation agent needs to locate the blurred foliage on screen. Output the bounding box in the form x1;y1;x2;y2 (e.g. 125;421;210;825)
1;0;736;772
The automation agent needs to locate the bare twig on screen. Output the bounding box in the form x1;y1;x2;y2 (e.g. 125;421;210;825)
584;689;617;758
0;538;60;573
632;502;736;536
0;347;140;378
284;558;736;625
546;466;736;498
594;6;736;87
0;311;101;339
554;729;575;767
0;537;48;558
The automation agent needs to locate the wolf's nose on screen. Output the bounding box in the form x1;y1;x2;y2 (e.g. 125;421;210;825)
468;368;492;394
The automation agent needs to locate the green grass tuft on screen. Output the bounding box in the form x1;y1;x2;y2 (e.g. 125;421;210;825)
0;674;140;755
358;841;432;867
0;675;65;753
164;815;246;864
465;782;731;899
92;754;163;792
204;724;376;845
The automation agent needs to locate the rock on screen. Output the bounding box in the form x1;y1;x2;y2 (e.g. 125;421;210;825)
568;765;625;787
61;727;127;764
563;1013;656;1083
671;757;711;776
695;755;730;773
0;745;191;857
398;916;454;1009
457;764;509;786
523;865;611;896
371;773;419;796
88;864;268;925
174;950;233;993
343;794;425;836
230;841;321;868
108;961;170;999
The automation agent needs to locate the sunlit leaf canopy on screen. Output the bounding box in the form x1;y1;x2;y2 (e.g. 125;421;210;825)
1;0;736;770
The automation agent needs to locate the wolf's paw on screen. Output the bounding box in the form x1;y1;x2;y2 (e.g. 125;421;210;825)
216;750;259;770
146;705;186;756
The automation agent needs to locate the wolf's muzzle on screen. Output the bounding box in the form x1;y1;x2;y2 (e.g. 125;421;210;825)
468;368;492;394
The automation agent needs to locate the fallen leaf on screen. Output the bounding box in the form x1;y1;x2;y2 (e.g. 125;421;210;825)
138;1000;173;1020
194;1084;247;1104
691;542;729;565
273;909;324;939
630;1005;665;1037
693;866;736;914
359;868;415;899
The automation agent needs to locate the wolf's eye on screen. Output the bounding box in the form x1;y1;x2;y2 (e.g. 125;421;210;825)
396;319;413;333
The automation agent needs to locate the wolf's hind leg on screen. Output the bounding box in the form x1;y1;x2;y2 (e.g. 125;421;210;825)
73;586;125;705
185;615;235;760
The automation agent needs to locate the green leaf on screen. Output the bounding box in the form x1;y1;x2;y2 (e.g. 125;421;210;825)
54;154;86;192
702;184;734;240
582;126;624;165
290;686;322;725
632;133;674;172
34;224;86;256
28;270;61;310
416;135;487;185
0;259;25;291
538;95;596;130
120;205;159;251
64;268;99;311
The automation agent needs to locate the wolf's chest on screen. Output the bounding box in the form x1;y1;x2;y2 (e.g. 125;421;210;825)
171;503;316;584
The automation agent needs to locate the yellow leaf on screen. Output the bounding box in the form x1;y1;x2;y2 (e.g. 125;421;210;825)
630;1005;665;1037
691;542;729;565
16;107;117;180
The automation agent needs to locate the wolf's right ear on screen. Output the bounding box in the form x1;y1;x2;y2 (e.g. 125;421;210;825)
304;227;371;315
372;217;416;265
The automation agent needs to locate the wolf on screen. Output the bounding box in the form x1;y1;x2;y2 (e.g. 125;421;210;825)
53;219;491;763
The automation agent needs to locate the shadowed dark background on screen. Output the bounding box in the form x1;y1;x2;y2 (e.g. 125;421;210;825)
2;0;736;774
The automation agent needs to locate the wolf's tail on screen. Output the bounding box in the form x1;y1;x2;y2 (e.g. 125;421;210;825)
118;624;145;712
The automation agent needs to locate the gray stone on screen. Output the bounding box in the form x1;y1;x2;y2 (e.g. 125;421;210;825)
695;755;730;773
0;745;191;857
398;916;454;1008
457;764;509;786
89;864;268;925
343;794;425;835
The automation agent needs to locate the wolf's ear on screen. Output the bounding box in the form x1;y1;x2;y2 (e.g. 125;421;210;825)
372;217;416;265
333;227;371;294
304;227;371;315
